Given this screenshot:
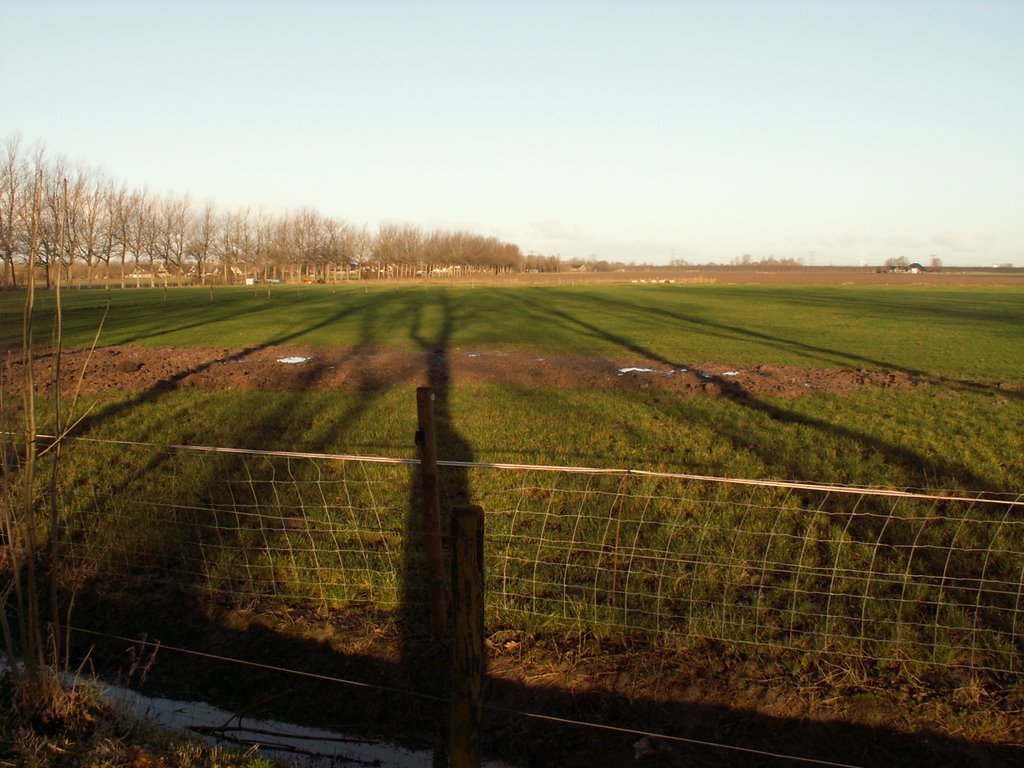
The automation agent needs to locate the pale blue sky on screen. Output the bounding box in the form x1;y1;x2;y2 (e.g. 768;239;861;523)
3;0;1022;265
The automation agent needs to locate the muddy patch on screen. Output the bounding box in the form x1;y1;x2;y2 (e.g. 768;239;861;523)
4;344;1011;398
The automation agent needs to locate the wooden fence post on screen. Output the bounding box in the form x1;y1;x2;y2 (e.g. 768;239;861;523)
416;387;448;642
450;504;484;768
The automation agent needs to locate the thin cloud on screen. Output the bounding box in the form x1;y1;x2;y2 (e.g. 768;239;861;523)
931;232;995;252
530;219;581;240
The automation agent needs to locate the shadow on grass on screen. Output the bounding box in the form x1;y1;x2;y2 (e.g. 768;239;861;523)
399;287;477;760
501;290;1004;491
73;290;405;436
521;287;1022;402
45;287;474;762
24;285;1021;766
64;584;1023;768
496;291;1023;652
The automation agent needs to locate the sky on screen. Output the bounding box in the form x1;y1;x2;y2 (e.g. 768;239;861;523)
2;0;1022;266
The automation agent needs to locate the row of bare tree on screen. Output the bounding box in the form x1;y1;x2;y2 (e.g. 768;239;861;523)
1;134;556;290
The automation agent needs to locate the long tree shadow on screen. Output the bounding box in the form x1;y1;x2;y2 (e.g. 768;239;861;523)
103;296;285;347
57;291;403;569
502;290;1000;492
759;284;1024;328
52;287;431;723
578;288;1024;400
63;586;1024;768
40;284;1022;768
73;291;395;437
497;290;1023;666
46;285;487;762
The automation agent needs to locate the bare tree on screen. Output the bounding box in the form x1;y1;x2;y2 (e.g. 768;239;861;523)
107;184;134;287
35;155;92;289
325;217;357;281
58;168;88;286
259;210;290;282
289;207;320;280
158;192;193;278
92;175;116;281
74;168;113;283
35;151;61;290
2;132;532;289
61;165;112;285
187;199;216;284
218;206;251;283
373;222;422;278
249;208;271;280
0;133;27;289
131;190;159;287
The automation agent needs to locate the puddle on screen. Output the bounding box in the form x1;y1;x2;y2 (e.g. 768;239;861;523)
104;681;517;767
101;684;434;767
1;658;514;767
722;371;740;377
618;367;659;375
276;356;311;365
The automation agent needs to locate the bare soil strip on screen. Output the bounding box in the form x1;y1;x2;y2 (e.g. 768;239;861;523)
4;344;988;398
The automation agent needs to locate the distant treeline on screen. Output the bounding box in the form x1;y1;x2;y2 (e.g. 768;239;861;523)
0;133;561;289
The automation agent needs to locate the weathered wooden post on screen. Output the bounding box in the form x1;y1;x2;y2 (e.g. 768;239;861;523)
416;387;448;641
450;504;484;768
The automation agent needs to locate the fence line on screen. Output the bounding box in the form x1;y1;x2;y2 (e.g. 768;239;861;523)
32;435;1024;678
71;625;865;768
47;433;1024;506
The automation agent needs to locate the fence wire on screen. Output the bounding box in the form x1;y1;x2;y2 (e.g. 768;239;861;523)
46;438;1024;677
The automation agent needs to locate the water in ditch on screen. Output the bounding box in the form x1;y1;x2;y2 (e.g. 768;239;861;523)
3;658;514;768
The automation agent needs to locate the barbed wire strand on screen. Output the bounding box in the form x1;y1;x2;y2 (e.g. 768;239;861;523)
72;625;865;768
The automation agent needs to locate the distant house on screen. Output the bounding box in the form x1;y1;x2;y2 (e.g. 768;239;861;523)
884;261;926;274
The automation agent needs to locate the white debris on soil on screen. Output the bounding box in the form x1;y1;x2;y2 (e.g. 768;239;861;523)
618;367;659;375
100;681;502;768
276;356;311;364
722;371;740;377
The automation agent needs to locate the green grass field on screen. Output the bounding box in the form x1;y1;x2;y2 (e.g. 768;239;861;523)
4;282;1024;690
4;283;1022;492
3;282;1023;381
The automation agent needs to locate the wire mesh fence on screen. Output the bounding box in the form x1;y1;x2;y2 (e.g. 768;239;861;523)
476;467;1024;676
47;437;1024;678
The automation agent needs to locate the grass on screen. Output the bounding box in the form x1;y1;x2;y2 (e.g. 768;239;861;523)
40;417;1023;680
2;283;1023;381
21;377;1019;680
0;674;282;768
2;281;1023;753
35;383;1023;493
